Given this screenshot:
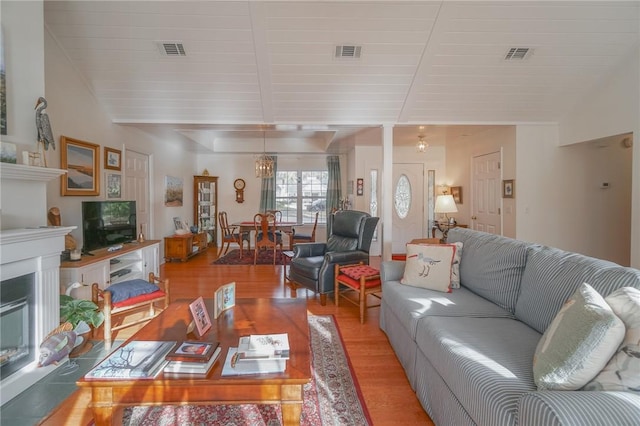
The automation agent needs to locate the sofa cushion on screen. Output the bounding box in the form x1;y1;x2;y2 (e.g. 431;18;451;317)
515;245;640;334
400;244;455;293
447;228;529;313
586;287;640;392
415;316;540;426
382;279;514;340
533;283;625;391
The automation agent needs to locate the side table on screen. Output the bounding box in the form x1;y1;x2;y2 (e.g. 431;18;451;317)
334;263;381;324
282;250;294;282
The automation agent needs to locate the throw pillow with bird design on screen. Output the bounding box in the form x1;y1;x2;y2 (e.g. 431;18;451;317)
400;244;457;293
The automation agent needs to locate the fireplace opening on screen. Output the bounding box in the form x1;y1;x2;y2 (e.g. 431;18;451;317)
0;273;35;380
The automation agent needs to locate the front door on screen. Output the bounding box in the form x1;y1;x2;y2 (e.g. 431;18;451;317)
471;151;501;234
392;163;424;253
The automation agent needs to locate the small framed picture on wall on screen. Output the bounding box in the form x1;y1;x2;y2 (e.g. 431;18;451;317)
105;172;122;199
502;179;515;199
104;147;121;171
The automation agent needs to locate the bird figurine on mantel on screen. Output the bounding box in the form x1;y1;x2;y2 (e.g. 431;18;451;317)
35;96;55;167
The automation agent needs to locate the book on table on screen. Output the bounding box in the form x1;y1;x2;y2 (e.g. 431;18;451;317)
221;347;286;376
236;333;290;361
165;340;220;363
85;340;176;379
164;346;222;374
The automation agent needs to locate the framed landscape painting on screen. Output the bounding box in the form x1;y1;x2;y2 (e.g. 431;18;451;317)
60;136;100;196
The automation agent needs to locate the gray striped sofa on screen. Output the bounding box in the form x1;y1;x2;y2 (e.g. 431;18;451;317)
380;228;640;425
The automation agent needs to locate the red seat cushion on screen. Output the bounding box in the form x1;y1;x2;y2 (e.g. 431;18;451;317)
337;265;381;289
340;265;379;280
112;290;166;308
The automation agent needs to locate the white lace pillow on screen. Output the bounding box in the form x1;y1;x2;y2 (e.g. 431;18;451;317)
584;287;640;393
533;283;625;391
400;244;455;293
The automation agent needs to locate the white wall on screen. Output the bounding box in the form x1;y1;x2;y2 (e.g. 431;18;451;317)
516;126;633;266
558;49;639;267
43;28;197;257
0;1;44;148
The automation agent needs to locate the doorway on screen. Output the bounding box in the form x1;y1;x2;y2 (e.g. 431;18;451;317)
392;163;425;253
471;151;501;234
124;150;151;238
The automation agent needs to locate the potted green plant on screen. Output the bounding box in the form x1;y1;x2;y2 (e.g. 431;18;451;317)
59;295;105;356
59;295;105;329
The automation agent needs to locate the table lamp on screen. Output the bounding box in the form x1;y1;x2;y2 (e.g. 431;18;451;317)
434;194;458;224
434;194;458;241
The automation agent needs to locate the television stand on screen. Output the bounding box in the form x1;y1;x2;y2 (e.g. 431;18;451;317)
60;240;160;300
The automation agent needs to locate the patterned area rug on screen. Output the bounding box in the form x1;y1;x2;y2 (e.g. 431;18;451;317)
212;249;286;265
121;315;371;425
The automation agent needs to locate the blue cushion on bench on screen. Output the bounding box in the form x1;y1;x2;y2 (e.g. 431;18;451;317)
105;279;160;303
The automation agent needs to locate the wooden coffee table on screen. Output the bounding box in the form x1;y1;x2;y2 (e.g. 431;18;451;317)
77;298;310;426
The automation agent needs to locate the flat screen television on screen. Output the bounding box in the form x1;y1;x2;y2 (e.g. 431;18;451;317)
82;201;137;253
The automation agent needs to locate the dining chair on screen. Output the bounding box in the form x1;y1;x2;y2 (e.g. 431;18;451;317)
218;211;250;256
291;211;319;247
266;209;285;243
253;212;283;265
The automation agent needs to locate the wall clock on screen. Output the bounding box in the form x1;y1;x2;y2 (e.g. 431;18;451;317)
234;178;246;203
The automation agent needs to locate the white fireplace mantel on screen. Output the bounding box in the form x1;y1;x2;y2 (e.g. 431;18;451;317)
0;162;67;182
1;163;68;230
0;163;74;405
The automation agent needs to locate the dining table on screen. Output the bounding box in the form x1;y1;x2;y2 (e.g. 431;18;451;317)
232;220;303;255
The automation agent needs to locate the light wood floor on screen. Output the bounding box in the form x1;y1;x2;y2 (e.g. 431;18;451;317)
39;247;434;425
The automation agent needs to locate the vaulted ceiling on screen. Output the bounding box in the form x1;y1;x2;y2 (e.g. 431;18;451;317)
43;0;639;153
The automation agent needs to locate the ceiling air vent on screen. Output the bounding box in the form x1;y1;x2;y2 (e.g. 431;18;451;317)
504;47;531;61
157;41;186;56
335;45;362;59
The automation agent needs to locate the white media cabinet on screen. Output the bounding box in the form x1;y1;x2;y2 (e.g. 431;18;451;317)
59;240;160;300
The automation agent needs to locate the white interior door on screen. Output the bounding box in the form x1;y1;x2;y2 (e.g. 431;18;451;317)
392;163;424;253
472;151;501;234
124;150;151;238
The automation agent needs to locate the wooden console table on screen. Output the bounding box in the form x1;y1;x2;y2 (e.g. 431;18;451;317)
60;240;160;299
164;233;207;262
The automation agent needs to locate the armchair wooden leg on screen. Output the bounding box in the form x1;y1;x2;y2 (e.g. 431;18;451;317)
320;293;327;306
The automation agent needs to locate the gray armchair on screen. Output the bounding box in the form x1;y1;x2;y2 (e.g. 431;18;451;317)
289;210;379;305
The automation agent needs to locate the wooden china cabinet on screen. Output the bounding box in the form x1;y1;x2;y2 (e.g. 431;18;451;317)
193;175;218;247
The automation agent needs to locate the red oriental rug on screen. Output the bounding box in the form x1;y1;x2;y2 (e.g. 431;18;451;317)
212;249;286;265
121;315;372;425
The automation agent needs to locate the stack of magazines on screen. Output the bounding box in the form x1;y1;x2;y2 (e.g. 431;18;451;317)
221;333;290;376
163;340;221;375
85;341;176;379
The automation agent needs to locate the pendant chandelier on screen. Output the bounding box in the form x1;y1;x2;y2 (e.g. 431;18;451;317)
416;135;428;153
255;131;274;178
